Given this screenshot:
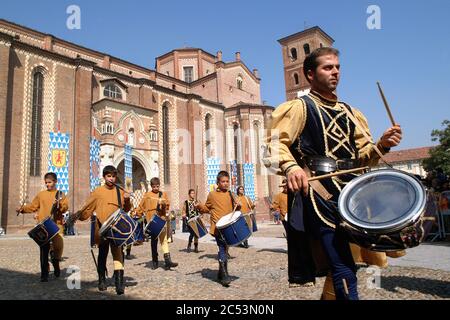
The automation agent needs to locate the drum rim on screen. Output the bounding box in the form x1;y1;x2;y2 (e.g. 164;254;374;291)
216;211;243;229
98;209;122;235
338;169;426;232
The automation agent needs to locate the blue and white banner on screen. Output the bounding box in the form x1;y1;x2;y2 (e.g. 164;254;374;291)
243;163;255;201
47;132;70;194
206;158;221;192
230;160;238;191
124;144;133;190
89;138;101;192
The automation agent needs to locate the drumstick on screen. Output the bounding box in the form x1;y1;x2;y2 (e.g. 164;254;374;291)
17;199;27;216
307;167;369;182
377;82;396;126
195;185;198;203
342;279;349;297
111;182;136;199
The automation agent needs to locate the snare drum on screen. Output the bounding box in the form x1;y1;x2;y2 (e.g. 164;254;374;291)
133;217;145;244
338;169;436;251
28;217;60;246
99;209;137;247
188;216;208;238
216;211;252;247
144;214;166;238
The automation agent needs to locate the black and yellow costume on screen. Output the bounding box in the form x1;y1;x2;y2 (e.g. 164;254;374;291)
266;90;390;299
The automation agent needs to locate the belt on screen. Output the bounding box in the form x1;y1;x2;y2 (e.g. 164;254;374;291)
302;156;360;173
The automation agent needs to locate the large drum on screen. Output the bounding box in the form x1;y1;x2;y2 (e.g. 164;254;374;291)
188;216;208;238
338;169;436;251
243;213;258;232
28;217;59;246
99;209;137;247
133;217;145;244
144;214;166;238
216;211;252;247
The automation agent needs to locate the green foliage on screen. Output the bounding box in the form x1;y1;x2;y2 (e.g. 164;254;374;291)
422;120;450;175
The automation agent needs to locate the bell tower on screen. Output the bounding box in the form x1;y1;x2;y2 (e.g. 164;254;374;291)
278;26;334;100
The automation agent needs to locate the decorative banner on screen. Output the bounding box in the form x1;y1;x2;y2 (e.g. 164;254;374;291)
206;158;221;192
243;163;256;201
124;144;133;191
230;160;238;192
89;137;101;192
48;132;70;194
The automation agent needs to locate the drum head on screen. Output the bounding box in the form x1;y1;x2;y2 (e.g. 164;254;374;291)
339;170;426;232
99;209;121;235
216;211;242;229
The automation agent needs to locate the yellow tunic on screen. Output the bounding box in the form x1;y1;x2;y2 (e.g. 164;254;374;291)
197;190;235;236
136;191;170;221
22;190;69;227
78;185;131;223
272;192;288;220
237;195;254;214
265;91;389;175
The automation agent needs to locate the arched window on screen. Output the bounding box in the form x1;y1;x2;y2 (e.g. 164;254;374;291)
205;114;212;158
290;47;298;60
236;75;243;90
294;73;299;85
253;122;261;175
104;84;123;100
30;72;44;176
162;105;170;184
303;43;311;55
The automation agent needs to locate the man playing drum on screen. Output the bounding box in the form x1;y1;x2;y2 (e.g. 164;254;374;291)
136;177;178;270
71;165;132;295
236;185;255;249
183;189;201;253
265;47;402;300
17;172;68;282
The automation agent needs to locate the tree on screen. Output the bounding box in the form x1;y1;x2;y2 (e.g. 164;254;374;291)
422;120;450;175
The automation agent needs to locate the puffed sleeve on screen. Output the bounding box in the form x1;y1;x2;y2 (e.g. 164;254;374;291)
264;99;307;175
352;107;389;167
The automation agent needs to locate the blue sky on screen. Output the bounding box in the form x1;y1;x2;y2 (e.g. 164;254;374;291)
2;0;449;149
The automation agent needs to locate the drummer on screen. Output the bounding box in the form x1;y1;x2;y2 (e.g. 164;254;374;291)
182;189;201;253
136;177;178;270
265;47;402;299
70;165;131;295
196;171;241;287
236;186;255;249
16;172;68;282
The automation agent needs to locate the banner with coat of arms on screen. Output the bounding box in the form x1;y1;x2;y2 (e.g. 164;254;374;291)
90;138;101;191
47;132;70;194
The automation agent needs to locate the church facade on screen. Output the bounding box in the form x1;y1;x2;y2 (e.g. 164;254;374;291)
0;19;280;232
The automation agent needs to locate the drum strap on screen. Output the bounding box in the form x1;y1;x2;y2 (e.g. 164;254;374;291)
50;190;63;221
244;196;253;213
341;103;392;168
303;166;333;201
116;186;122;209
229;191;235;208
156;192;163;212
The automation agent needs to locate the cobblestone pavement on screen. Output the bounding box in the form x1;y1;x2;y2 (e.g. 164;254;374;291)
0;225;449;300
